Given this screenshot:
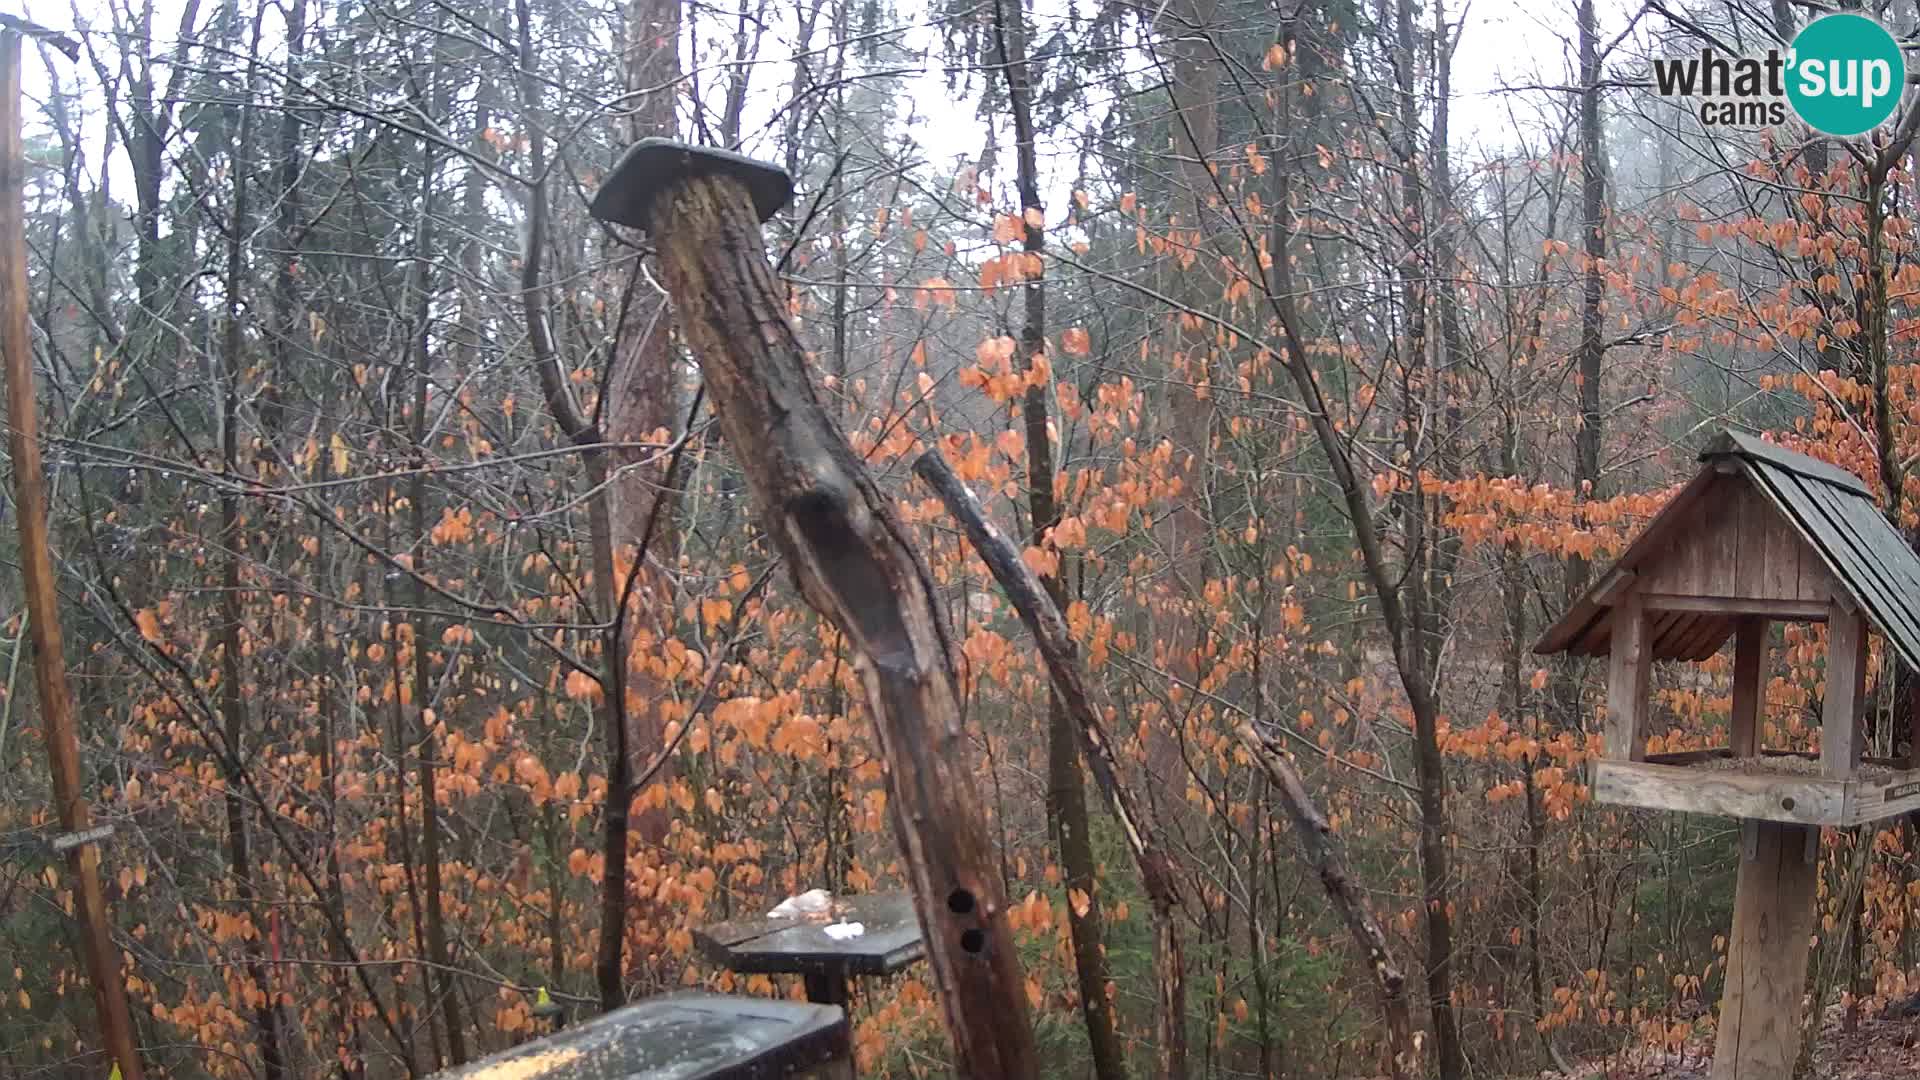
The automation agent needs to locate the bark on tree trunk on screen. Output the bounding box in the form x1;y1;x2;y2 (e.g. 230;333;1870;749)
607;0;682;845
639;169;1039;1077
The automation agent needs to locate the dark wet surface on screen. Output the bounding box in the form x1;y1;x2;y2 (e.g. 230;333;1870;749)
694;891;926;977
432;993;846;1080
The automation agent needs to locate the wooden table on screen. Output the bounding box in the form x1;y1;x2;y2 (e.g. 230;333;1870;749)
693;891;925;1006
432;993;849;1080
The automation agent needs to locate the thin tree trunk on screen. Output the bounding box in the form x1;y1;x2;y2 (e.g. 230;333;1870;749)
988;1;1130;1076
0;32;147;1080
217;19;287;1074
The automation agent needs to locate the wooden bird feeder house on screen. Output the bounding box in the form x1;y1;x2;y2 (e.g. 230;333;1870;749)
1537;429;1920;1079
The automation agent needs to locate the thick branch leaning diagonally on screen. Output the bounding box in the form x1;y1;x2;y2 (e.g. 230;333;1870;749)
588;139;1041;1078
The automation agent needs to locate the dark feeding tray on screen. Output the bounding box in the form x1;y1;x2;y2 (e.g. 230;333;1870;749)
590;139;795;229
694;891;925;981
430;993;846;1080
692;891;927;1005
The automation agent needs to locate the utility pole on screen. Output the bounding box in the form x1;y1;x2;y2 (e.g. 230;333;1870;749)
0;30;147;1080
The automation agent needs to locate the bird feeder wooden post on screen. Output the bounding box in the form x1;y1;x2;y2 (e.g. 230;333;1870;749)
1537;430;1920;1080
587;140;1039;1077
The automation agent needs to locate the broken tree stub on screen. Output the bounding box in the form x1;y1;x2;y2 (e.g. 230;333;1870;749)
589;139;1040;1077
1537;430;1920;1080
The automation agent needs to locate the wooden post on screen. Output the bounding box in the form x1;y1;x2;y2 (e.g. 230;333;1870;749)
1605;592;1652;760
1711;820;1819;1080
1821;600;1866;779
1730;617;1766;757
0;32;146;1080
589;141;1039;1077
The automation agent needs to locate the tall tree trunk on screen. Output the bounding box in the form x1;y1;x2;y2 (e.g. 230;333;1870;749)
217;18;286;1075
399;28;466;1058
517;0;645;1009
1571;0;1607;598
1391;1;1463;1073
990;2;1131;1077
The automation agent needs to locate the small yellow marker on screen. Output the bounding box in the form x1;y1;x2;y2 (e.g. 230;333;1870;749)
109;1065;122;1080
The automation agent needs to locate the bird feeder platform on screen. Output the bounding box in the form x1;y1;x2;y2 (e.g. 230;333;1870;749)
1591;747;1920;826
1537;429;1920;1080
694;891;925;1006
431;993;849;1080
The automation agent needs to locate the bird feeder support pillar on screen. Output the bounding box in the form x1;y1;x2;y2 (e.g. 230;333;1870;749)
1605;592;1651;761
1710;820;1819;1080
1730;616;1766;758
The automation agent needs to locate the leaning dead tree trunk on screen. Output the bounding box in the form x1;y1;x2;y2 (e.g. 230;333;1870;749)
588;141;1039;1077
1233;730;1417;1077
911;450;1416;1080
913;450;1188;1077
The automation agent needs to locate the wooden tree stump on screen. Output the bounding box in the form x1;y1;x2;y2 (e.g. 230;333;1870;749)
1712;821;1819;1080
589;140;1038;1077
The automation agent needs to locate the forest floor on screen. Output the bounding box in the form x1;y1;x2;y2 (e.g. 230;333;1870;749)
1541;1003;1920;1078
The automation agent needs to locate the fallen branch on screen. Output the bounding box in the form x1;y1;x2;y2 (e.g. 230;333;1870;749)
1235;725;1418;1078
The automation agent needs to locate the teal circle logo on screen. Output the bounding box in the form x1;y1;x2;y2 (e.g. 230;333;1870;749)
1787;14;1905;137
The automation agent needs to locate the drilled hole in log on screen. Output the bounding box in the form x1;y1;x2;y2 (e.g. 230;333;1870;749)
960;928;986;953
947;888;975;915
1781;796;1796;811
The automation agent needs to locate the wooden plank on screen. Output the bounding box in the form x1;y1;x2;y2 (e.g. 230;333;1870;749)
1646;748;1736;766
1707;479;1744;596
1572;615;1612;657
1643;480;1720;596
1733;479;1768;598
1605;593;1653;761
1535;468;1721;654
694;892;926;979
1593;568;1637;605
1591;761;1847;825
1677;614;1734;662
1761;482;1804;601
1731;618;1767;757
1710;821;1820;1080
1822;601;1867;779
1843;769;1920;825
1652;610;1697;662
1638;595;1828;620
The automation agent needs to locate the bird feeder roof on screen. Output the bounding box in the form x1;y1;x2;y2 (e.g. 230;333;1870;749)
1534;429;1920;670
